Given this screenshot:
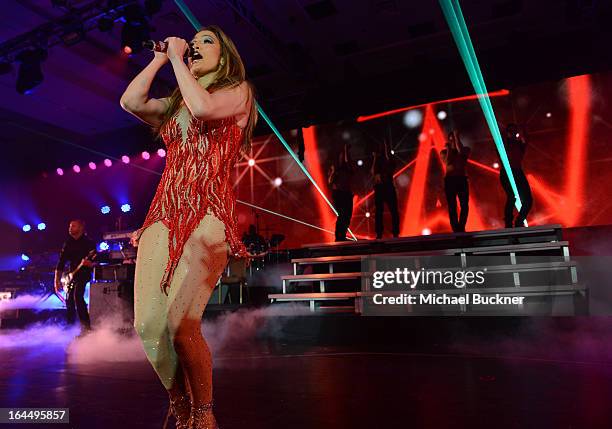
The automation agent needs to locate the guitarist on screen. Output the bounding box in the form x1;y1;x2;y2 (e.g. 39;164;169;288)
54;219;96;332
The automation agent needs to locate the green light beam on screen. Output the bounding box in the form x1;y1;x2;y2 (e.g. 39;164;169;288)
439;0;523;214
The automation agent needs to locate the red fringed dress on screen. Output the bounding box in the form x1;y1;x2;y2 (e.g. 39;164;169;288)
134;108;247;294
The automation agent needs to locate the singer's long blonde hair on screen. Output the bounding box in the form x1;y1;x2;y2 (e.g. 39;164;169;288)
156;25;257;151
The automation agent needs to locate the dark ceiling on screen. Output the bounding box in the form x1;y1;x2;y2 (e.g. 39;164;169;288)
1;0;611;178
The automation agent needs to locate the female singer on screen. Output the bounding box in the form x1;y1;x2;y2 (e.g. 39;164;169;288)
120;25;256;428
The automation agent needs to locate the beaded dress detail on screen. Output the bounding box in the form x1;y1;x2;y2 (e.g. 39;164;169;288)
134;105;247;295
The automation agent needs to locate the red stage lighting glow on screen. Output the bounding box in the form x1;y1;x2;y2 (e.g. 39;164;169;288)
248;158;255;167
123;46;132;55
527;174;564;217
356;89;510;122
302;126;336;240
467;159;500;175
564;74;591;226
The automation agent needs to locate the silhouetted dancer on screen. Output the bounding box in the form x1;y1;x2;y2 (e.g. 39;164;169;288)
440;130;471;232
328;143;354;241
371;141;399;239
500;124;533;227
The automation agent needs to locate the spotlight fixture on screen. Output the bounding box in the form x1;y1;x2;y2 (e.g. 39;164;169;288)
421;228;432;235
273;177;283;187
60;18;85;46
73;165;81;173
157;148;166;157
365;212;371;218
121;4;150;53
37;222;46;231
248;158;255;167
15;48;47;94
22;224;32;232
101;205;111;214
99;241;110;251
56;168;64;176
121;155;130;164
21;254;30;262
437;110;448;120
141;151;150;160
121;203;131;213
104;159;112;167
357;159;363;166
88;162;97;170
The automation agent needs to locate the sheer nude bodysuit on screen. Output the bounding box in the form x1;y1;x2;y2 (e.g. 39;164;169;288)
133;103;247;428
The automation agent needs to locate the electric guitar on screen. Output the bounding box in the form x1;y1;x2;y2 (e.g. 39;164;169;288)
61;250;97;295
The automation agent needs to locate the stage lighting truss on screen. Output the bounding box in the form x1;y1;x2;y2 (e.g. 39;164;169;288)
0;1;158;93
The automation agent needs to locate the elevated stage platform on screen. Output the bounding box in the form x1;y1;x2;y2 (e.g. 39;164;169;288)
269;224;588;315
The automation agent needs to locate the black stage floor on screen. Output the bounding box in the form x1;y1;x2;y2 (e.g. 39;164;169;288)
1;313;612;429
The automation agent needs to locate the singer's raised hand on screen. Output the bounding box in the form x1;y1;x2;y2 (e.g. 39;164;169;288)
165;37;189;62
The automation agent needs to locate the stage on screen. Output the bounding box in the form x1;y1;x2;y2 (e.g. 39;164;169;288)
1;224;611;428
2;314;612;429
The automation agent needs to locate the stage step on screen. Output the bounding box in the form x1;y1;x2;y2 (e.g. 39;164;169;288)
290;241;571;271
302;224;563;258
281;272;362;293
269;292;357;312
281;261;578;293
269;282;588;314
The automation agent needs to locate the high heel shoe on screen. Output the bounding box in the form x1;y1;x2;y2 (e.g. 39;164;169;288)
191;400;218;429
168;393;192;429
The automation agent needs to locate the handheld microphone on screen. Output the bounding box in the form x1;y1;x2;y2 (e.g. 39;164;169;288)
142;40;197;59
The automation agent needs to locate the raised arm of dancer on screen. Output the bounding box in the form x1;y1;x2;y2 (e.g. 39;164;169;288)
328;165;336;185
453;131;461;150
120;52;169;126
165;37;250;124
455;131;470;157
